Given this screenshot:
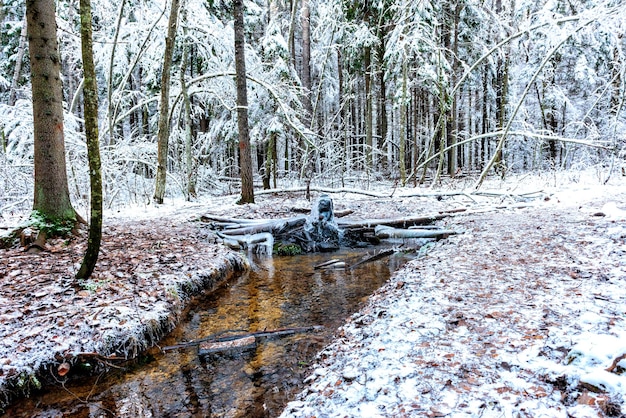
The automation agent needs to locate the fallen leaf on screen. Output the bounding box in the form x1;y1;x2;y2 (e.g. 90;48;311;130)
58;362;70;377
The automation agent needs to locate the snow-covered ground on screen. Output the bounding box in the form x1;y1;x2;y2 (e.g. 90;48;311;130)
2;170;625;416
279;175;626;417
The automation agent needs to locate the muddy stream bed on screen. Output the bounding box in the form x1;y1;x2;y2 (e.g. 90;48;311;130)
6;247;414;417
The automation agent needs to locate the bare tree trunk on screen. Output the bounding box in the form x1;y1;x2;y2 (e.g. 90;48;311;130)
493;0;509;172
481;67;488;169
106;0;125;145
301;0;312;120
364;47;373;170
377;34;388;169
494;54;509;169
265;132;277;189
287;0;298;67
8;16;28;106
234;0;254;204
399;58;408;185
338;48;347;186
412;86;420;187
447;2;462;176
76;0;102;279
153;0;180;204
300;0;313;180
26;0;77;223
180;8;196;200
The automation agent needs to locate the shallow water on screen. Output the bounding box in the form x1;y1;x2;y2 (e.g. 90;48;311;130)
6;248;412;417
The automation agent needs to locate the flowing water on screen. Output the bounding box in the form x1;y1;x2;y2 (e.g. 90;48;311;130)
6;248;413;418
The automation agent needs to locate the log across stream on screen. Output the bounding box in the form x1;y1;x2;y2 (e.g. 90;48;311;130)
6;247;418;418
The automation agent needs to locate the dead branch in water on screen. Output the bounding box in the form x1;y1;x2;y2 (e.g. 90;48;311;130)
348;249;396;270
161;325;324;352
314;259;344;269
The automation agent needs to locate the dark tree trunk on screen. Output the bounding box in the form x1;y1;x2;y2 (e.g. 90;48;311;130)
26;0;77;223
76;0;103;279
377;34;388;170
234;0;255;204
338;48;347;184
153;0;180;204
364;47;373;170
9;16;27;106
180;13;196;200
301;0;312;120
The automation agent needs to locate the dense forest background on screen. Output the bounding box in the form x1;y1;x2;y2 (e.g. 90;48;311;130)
1;0;624;214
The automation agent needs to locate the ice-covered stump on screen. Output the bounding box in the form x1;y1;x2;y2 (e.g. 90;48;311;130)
303;194;341;252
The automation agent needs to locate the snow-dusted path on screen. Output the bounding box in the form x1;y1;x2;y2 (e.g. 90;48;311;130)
281;190;626;417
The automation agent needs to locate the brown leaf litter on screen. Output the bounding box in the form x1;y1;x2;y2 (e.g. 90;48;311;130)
0;217;247;412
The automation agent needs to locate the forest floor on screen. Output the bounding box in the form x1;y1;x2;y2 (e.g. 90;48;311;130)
1;171;626;417
280;175;626;418
0;211;248;413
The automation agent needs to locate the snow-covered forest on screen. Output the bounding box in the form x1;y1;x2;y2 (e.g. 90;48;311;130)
0;0;624;214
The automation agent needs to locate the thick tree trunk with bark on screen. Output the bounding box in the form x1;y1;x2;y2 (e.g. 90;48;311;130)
26;0;77;223
153;0;180;204
233;0;255;204
76;0;103;279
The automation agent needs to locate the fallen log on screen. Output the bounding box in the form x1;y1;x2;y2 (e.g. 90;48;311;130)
200;215;270;225
254;186;390;198
337;213;449;230
349;249;396;270
291;207;354;217
334;209;354;218
161;325;324;352
253;185;546;202
217;231;274;252
374;225;456;240
218;216;306;236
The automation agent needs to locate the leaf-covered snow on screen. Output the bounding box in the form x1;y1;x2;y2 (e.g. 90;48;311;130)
281;186;626;417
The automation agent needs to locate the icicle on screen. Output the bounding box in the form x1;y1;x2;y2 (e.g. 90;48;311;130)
242;232;274;256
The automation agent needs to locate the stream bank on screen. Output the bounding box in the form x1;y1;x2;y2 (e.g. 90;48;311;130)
0;218;248;414
5;247;414;417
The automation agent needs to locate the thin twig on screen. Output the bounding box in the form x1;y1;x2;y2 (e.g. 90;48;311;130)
606;353;626;373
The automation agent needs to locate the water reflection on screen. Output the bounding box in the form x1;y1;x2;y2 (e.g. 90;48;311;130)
5;248;412;418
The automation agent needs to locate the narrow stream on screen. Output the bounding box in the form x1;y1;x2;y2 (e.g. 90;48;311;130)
6;248;413;417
